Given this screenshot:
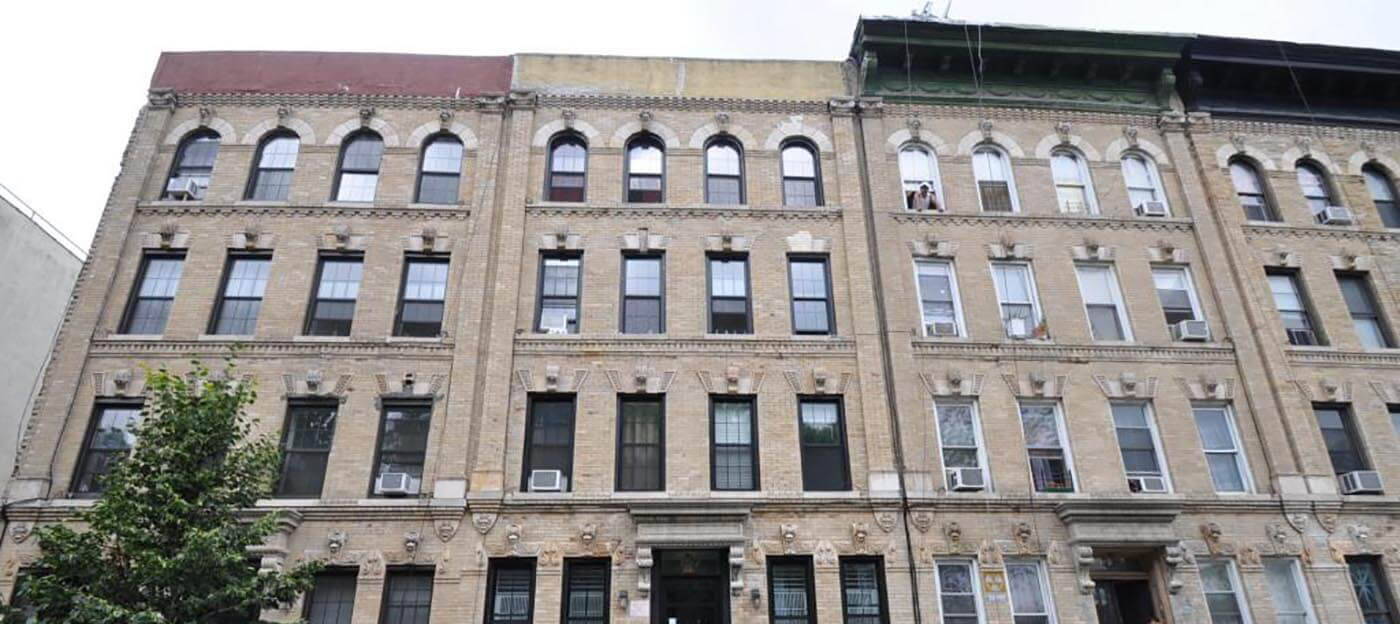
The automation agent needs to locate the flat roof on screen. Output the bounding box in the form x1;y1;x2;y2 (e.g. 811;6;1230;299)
150;51;513;97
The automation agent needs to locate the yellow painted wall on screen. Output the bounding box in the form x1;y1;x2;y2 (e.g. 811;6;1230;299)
513;54;848;100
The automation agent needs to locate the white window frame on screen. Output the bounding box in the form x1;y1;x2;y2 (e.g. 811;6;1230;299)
1151;265;1205;327
1199;558;1254;624
1192;403;1254;494
989;261;1044;339
971;145;1021;213
899;143;945;207
1050;148;1099;215
914;259;966;337
1111;401;1173;493
933;399;992;493
1264;557;1319;624
933;558;986;624
1005;558;1057;624
1075;263;1134;342
1121;151;1170;215
1018;401;1077;494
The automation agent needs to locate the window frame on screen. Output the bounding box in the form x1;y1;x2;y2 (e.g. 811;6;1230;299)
368;400;433;497
209;251;272;336
1198;558;1253;624
1363;163;1400;228
1192;403;1254;494
545;132;588;203
1314;402;1372;476
971;144;1020;213
798;396;852;492
710;395;760;491
707;253;753;335
1230;157;1279;222
1017;400;1077;493
1151;264;1206;330
767;555;818;624
624;133;666;204
933;558;985;624
1336;271;1395;349
244;130;299;201
71;400;143;497
119;251;186;335
302;568;358;624
933;399;991;493
303;253;364;337
989;261;1045;339
898;143;944;211
1263;557;1319;624
787;254;835;336
163;129;221;200
331;130;384;203
484;558;536;624
780;138;823;207
1111;401;1172;493
838;556;891;624
1120;151;1169;215
1074;263;1134;342
561;557;610;624
521;393;576;493
1267;269;1326;346
1347;555;1399;624
1004;558;1056;624
914;259;966;338
378;568;435;624
275;399;339;498
704;135;746;205
535;252;583;335
1050;147;1099;215
1294;159;1337;217
413;132;464;205
393;254;450;338
615;394;665;492
620;253;665;334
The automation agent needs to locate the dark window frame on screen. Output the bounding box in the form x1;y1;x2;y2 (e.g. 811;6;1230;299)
1337;271;1395;349
838;556;891;624
1229;157;1280;222
71;399;144;497
620;253;665;334
706;252;753;334
521;393;576;492
378;567;434;624
414;132;464;204
1267;268;1327;346
767;555;817;624
561;557;610;624
624;133;666;204
163;129;221;200
780;138;823;207
710;395;760;491
368;400;433;497
302;567;358;624
704;135;746;205
209;251;272;335
1347;555;1399;624
275;399;339;498
485;557;537;624
119;251;185;335
304;253;364;337
545;132;588;203
787;254;835;336
1295;158;1338;215
615;394;666;492
798;395;852;492
331;130;384;202
1363;163;1400;228
393;254;451;337
534;251;583;334
244;130;299;201
1315;402;1373;476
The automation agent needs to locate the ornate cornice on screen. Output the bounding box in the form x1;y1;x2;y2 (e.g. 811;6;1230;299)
889;211;1195;233
1286;348;1400;368
525;203;842;221
1207;117;1400;144
89;339;454;359
1243;223;1397;242
882;103;1159;127
910;340;1235;363
135;202;472;221
166;91;506;112
536;94;829;115
514;336;857;357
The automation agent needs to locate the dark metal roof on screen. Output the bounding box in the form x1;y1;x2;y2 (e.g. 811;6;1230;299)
150;51;513;97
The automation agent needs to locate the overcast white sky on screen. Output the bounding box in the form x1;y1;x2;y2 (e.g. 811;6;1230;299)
3;0;1395;249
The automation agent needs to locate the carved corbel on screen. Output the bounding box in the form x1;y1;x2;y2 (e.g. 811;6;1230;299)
779;524;798;553
715;112;731;132
1074;545;1096;593
276;105;293;126
505;523;524;555
561;109;576;128
907;117;922;140
979;119;994;140
1123;125;1140;147
404;531;421;557
729;545;746;595
359;107;376;127
1054;121;1072;145
327;530;347;555
198;106;215;126
1164;544;1186;593
438;109;453;130
472;512;498;535
637;546;654;597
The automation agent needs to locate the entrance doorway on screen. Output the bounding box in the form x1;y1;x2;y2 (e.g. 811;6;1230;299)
1089;549;1166;624
653;549;730;624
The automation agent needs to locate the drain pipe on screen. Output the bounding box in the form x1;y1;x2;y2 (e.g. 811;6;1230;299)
850;99;924;624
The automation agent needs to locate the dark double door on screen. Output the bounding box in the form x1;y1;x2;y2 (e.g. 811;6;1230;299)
1094;579;1157;624
654;550;729;624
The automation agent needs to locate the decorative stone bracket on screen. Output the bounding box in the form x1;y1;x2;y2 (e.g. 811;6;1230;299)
605;366;677;394
230;224;274;250
705;234;752;253
637;546;654;598
987;241;1033;260
323;224;366;251
1295;378;1352;403
786;231;831;253
374;373;446;402
408;227;450;253
1093;373;1158;399
516;366;590;393
1002;372;1068;398
919;370;985;397
143;224;189;250
1330;253;1374;272
783;368;852;395
621;228;667;252
729;545;746;595
910;237;958;258
696;366;767;395
93;369;143;397
1176;376;1234;401
540;232;582;251
1371;381;1400;404
1070;241;1116;262
1261;246;1299;268
1147;243;1189;264
283;370;352;401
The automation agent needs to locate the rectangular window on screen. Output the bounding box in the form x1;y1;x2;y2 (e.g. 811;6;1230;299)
1391;405;1400;439
1112;402;1169;493
210;254;270;335
486;558;536;624
1076;264;1132;341
394;257;449;337
1264;558;1317;624
121;253;185;334
769;557;817;624
380;569;433;624
277;401;338;497
1199;559;1249;624
935;400;989;491
537;254;581;334
1019;402;1074;493
1268;270;1324;346
372;402;431;496
1193;404;1251;493
73;403;142;495
305;256;363;336
304;570;357;624
617;395;664;491
712;396;758;491
709;255;751;334
1338;273;1394;349
839;557;889;624
522;395;575;492
789;256;834;335
991;262;1043;339
934;559;983;624
1152;266;1204;327
1315;404;1370;475
621;255;663;334
1347;556;1397;624
1005;559;1055;624
562;559;609;624
799;397;851;491
916;260;963;337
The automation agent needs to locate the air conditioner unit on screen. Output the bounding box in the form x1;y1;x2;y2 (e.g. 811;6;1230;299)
164;177;200;200
1340;470;1383;495
1136;201;1168;217
1286;328;1317;346
1127;476;1168;493
528;469;564;492
1061;201;1086;214
375;472;420;496
1173;320;1211;342
947;468;986;491
1317;205;1353;225
927;321;959;337
1005;317;1030;339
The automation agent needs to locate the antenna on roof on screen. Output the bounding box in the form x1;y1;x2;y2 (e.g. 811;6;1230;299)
944;0;954;18
912;2;934;18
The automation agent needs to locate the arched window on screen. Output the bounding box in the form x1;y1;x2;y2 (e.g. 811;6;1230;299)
1295;161;1334;216
164;130;220;200
245;131;298;201
780;140;821;207
1050;149;1097;214
1121;153;1167;214
416;134;464;204
1363;164;1400;228
545;133;587;202
704;137;744;204
1229;159;1276;221
625;134;665;203
971;145;1017;212
899;145;941;211
333;131;384;202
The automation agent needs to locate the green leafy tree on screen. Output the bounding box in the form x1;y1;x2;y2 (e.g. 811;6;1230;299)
3;360;319;623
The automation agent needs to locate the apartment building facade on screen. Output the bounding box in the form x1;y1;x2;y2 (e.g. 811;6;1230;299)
5;17;1400;624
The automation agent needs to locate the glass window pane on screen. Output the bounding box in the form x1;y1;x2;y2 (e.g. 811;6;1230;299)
1230;162;1263;194
422;137;463;173
711;258;748;297
625;258;661;296
938;404;977;448
140;258;185;297
1019;405;1062;449
789;261;828;298
542;258;580;296
1006;563;1047;615
318;260;363;300
782;145;816;178
707;142;741;175
340;135;383;171
628;140;663;174
306;573;357;624
972;149;1006;182
336;172;378;201
552;138;586;173
258;136;299;169
1051;152;1082;183
900;146;936;185
771;560;812;622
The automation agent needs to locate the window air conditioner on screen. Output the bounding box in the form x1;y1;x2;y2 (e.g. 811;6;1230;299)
1286;328;1317;346
528;469;565;492
1339;470;1383;495
1005;317;1031;339
947;468;986;491
1136;201;1168;217
375;472;420;496
165;177;200;200
927;321;959;337
1173;320;1211;342
1127;476;1168;493
1317;205;1353;225
1061;200;1086;214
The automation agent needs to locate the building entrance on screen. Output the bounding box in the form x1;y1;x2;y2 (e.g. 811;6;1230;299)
653;549;730;624
1090;550;1166;624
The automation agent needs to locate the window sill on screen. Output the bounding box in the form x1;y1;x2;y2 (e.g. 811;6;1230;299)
407;202;466;209
611;491;670;500
801;490;859;498
107;333;162;341
144;199;205;207
325;201;376;208
386;336;444;344
198;333;254;342
293;335;353;343
1285;344;1335;351
233;200;289;207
